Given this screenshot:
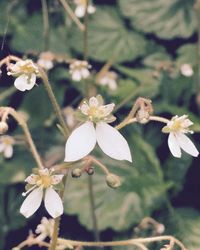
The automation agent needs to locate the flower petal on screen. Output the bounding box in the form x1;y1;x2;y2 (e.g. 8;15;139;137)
75;5;85;18
4;145;13;158
64;122;96;162
96;122;132;162
25;73;36;90
0;143;5;153
168;133;181;158
20;187;43;218
14;74;29;91
89;97;98;107
44;188;63;218
176;132;199;157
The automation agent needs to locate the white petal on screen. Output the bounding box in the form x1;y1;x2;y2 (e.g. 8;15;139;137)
72;70;82;81
0;143;5;153
14;74;29;91
51;174;64;185
75;5;85;18
87;5;96;14
168;133;181;158
89;97;98;107
20;187;43;218
96;122;132;162
64;122;96;162
81;68;90;79
176;132;199;157
25;73;36;90
4;145;13;158
44;188;63;218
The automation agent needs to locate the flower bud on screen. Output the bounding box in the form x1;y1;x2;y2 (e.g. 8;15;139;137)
156;223;165;234
106;174;121;189
71;168;82;178
86;167;94;175
0;121;8;134
136;109;150;124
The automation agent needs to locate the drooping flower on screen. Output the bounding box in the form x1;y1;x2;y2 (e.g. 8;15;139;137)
0;135;15;158
20;168;64;218
7;59;39;91
98;71;118;90
162;115;199;158
74;0;96;18
35;217;54;241
64;95;132;162
69;60;91;81
180;64;194;77
37;52;54;71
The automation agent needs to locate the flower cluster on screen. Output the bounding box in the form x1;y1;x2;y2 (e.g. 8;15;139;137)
162;115;199;158
74;0;96;18
20;168;63;218
65;95;132;162
98;71;118;90
69;60;91;81
7;59;39;91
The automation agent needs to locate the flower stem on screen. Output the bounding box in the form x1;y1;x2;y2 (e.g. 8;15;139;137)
58;0;85;31
39;67;70;137
41;0;50;51
0;107;43;169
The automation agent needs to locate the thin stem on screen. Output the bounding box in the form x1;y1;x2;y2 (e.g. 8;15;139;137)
0;55;21;67
86;156;110;175
1;107;43;169
49;173;68;250
83;0;89;61
58;0;85;31
14;237;50;249
88;175;101;245
41;0;50;51
39;67;70;137
58;235;187;249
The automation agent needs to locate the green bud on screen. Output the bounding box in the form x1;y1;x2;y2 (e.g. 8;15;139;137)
106;174;121;189
71;168;82;178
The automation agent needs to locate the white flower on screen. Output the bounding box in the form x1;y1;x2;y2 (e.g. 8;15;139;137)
64;96;132;162
74;0;96;18
20;168;64;218
98;71;118;90
69;60;91;81
35;217;54;241
180;64;194;77
37;52;54;71
162;115;199;158
0;135;15;158
7;59;39;91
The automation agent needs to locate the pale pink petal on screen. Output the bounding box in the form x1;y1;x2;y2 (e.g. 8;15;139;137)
176;132;199;157
89;97;98;107
51;175;64;185
4;145;13;158
81;68;90;79
64;122;96;162
96;122;132;162
168;133;181;158
87;5;96;14
20;187;43;218
80;103;89;115
44;188;63;218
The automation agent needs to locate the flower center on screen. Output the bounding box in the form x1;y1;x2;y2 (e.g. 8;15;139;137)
2;137;14;145
170;120;182;132
38;175;52;188
19;64;36;74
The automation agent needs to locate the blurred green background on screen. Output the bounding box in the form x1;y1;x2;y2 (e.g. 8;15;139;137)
0;0;200;249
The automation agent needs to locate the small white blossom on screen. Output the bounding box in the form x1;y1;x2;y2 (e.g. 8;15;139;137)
0;135;15;158
7;59;39;91
69;60;91;81
98;71;118;90
65;95;132;162
74;0;96;18
37;52;54;71
20;168;64;218
180;64;194;77
35;217;54;241
162;115;199;158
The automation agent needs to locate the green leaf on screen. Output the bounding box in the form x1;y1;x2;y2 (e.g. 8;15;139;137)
176;44;197;67
64;134;168;231
69;7;147;62
119;0;196;39
163;208;200;250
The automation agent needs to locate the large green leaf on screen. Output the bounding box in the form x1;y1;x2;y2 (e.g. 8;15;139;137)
64;134;168;231
119;0;196;39
69;7;147;62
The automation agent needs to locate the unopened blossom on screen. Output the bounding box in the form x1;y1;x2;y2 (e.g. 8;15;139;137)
74;0;96;18
65;95;132;162
69;60;91;81
20;168;63;218
162;115;199;158
35;217;54;241
98;71;118;90
180;64;194;77
37;52;54;71
7;59;39;91
0;135;15;158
